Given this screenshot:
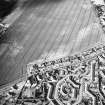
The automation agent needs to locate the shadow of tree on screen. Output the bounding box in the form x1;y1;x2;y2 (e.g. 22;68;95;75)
20;0;64;9
0;0;18;19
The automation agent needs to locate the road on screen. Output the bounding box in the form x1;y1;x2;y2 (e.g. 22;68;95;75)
0;0;104;87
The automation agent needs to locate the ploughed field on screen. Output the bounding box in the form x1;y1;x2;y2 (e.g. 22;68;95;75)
0;0;104;87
